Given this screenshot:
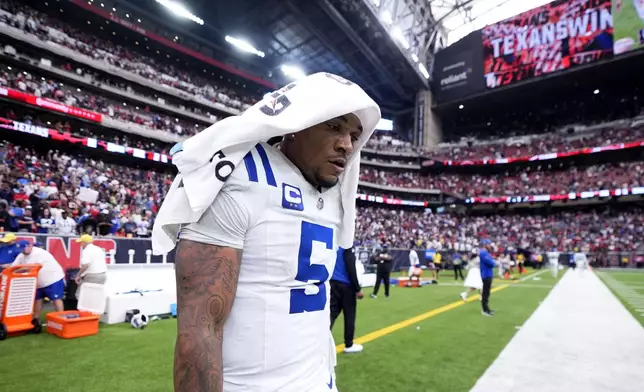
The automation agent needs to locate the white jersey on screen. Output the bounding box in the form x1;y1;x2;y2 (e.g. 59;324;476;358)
409;250;419;266
547;251;560;264
12;247;65;288
181;143;341;392
574;252;588;265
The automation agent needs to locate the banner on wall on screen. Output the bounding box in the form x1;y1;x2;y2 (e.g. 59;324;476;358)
432;31;486;102
613;0;644;54
0;87;103;122
0;117;171;164
2;234;176;270
482;0;614;89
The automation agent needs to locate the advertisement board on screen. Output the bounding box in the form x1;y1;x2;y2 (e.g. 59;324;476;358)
1;234;175;271
482;0;614;89
0;87;102;122
432;31;486;102
613;0;644;54
0;117;171;164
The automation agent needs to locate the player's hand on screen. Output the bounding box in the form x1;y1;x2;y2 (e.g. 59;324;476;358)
356;291;364;300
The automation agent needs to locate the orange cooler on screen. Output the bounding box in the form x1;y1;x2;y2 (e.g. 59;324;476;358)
46;311;100;339
46;281;105;339
0;264;43;340
398;279;421;287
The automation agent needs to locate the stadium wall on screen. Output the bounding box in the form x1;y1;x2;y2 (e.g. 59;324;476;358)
4;234;643;273
4;234;176;270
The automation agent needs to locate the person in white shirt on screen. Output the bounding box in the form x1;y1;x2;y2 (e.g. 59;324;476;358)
74;234;107;299
460;251;483;301
11;241;65;319
55;210;77;235
408;249;419;278
547;248;560;278
136;217;150;237
574;250;589;275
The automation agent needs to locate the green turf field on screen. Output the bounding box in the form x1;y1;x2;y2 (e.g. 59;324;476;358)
596;269;644;327
613;0;644;52
0;269;560;392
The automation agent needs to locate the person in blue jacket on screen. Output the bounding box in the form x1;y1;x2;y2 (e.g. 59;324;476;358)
330;247;364;353
0;233;23;266
479;239;497;316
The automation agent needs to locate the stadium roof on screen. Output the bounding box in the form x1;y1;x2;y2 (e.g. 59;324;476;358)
433;0;552;46
129;0;428;114
104;0;560;113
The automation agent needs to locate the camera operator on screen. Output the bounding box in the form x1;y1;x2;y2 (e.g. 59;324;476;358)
370;244;393;299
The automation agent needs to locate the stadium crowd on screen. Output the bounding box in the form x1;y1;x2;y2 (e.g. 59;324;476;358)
3;1;643;165
2;109;173;155
2;133;642;255
0;2;257;111
427;127;644;162
0;65;205;137
355;206;644;252
366;125;644;162
360;162;644;197
0;142;171;237
0;0;642;258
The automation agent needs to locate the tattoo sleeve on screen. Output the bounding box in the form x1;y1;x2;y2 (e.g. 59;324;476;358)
173;239;242;392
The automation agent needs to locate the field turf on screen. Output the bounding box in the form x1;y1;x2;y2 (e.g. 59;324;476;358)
596;269;644;327
0;269;560;392
613;0;644;52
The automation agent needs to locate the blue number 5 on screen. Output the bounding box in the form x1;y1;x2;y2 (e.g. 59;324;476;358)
289;221;334;314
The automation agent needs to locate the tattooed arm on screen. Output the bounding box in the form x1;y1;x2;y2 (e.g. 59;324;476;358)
174;239;242;392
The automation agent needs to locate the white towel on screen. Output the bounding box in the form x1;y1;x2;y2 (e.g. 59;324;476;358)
152;72;381;255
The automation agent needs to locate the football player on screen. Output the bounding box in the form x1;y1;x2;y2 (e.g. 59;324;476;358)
174;111;368;391
547;247;560;278
574;247;589;275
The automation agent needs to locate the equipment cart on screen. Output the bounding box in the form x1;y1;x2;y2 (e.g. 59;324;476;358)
0;264;43;340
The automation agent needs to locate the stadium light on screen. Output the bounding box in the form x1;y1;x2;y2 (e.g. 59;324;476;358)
380;11;393;26
281;64;307;80
225;36;265;58
390;27;410;49
459;104;464;109
417;63;429;79
376;118;394;131
411;53;418;63
594;89;600;95
155;0;204;25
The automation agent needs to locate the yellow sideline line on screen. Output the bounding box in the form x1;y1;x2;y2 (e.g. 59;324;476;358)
335;284;509;353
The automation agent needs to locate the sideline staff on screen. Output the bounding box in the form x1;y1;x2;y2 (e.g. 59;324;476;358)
74;234;107;298
479;239;496;316
330;247;364;353
371;244;393;298
0;233;22;266
11;241;65;319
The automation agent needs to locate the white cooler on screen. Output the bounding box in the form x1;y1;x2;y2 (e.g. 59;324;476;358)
101;289;176;324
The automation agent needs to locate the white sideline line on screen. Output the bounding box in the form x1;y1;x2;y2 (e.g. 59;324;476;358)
470;270;644;392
